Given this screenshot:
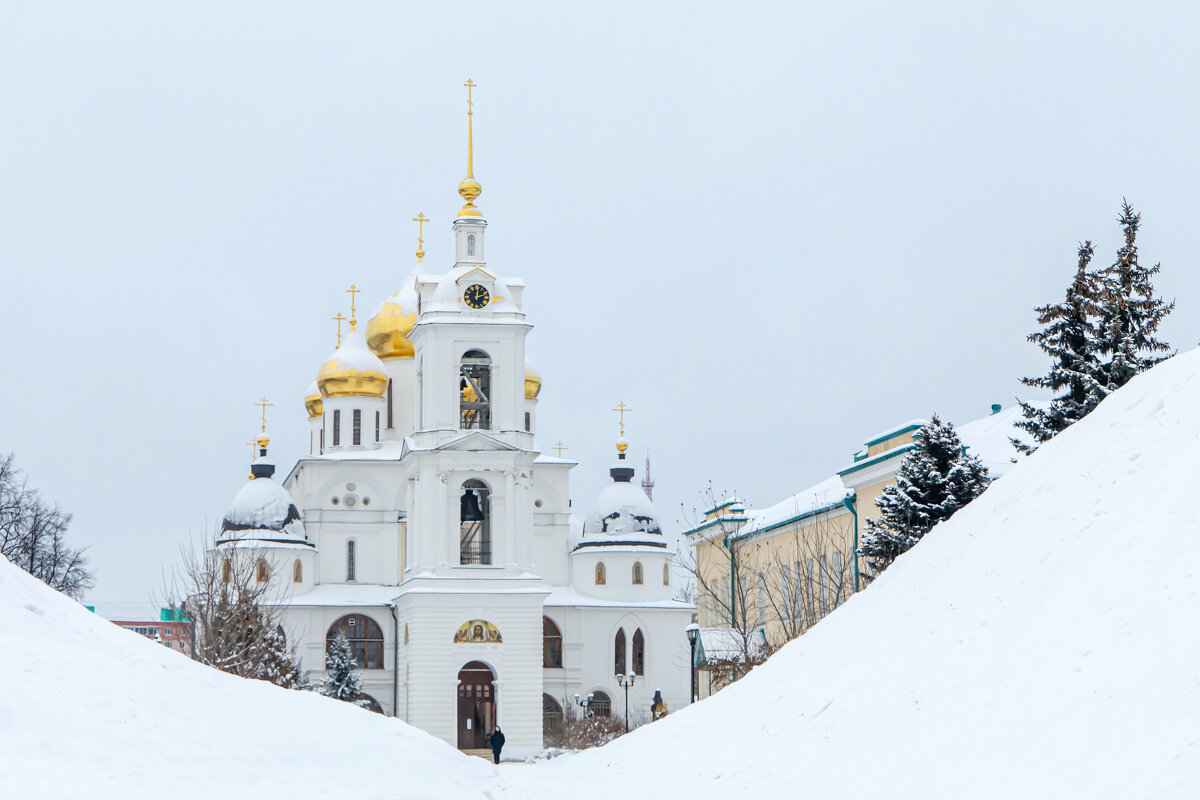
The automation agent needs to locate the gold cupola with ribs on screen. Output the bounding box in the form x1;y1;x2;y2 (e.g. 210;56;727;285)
524;357;542;400
318;285;389;398
367;214;425;360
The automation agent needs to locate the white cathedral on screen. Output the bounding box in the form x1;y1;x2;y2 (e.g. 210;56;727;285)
215;89;694;758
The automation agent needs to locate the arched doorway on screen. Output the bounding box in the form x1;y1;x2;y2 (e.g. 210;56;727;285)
457;661;496;750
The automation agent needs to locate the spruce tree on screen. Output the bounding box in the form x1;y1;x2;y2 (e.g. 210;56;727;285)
859;415;990;576
1096;200;1174;391
1012;241;1107;454
320;631;364;704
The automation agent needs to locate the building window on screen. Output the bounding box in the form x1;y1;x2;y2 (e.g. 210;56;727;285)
459;479;491;565
467;234;476;256
459;350;492;429
524;411;531;432
293;559;303;583
614;628;626;675
353;409;362;446
386;381;393;429
320;427;325;454
781;564;792;624
333;410;341;446
256;558;269;583
832;552;844;609
758;572;767;627
543;616;563;668
589;690;612;718
347;540;356;581
326;614;384;670
375;410;380;443
595;562;606;585
632;562;643;585
819;554;829;615
663;562;670;586
632;629;645;676
221;559;231;583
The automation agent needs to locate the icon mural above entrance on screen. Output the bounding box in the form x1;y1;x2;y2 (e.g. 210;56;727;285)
453;619;502;643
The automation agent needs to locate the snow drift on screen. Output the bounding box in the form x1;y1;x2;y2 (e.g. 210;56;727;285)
6;348;1200;799
0;555;495;799
498;348;1200;799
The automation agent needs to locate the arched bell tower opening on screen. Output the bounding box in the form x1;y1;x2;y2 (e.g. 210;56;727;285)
460;479;492;565
459;349;492;430
457;660;496;750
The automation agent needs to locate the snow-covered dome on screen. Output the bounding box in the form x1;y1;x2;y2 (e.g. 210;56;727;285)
366;270;419;360
580;444;663;546
219;475;309;546
317;327;389;398
524;357;542;400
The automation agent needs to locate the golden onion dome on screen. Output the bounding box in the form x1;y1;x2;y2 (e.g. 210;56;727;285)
317;328;389;398
304;380;323;419
366;297;417;360
524;357;542;400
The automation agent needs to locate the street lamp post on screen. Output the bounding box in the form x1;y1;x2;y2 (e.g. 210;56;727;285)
686;623;700;704
574;692;595;717
616;673;636;732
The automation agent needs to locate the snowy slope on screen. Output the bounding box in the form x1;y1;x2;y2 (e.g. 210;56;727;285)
0;557;495;799
496;349;1200;799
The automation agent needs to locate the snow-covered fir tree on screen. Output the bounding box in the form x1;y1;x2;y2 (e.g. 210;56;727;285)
320;630;364;704
1096;200;1174;391
859;415;989;576
1013;241;1107;454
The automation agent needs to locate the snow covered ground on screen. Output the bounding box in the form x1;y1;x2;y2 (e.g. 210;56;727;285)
6;349;1200;798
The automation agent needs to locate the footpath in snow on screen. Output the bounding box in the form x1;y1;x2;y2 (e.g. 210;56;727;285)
5;349;1200;798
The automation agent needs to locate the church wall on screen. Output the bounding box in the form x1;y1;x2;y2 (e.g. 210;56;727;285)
396;589;545;758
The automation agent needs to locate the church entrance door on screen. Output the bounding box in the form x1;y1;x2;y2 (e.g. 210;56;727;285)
457;661;496;750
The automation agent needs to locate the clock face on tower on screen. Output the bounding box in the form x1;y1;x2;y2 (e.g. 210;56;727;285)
464;284;490;309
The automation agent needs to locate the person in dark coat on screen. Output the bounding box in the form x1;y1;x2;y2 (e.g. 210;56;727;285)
489;726;506;763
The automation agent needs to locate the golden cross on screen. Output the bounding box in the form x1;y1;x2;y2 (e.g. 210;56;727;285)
346;284;360;330
463;79;476;179
413;212;428;262
553;441;567;457
463;78;476;111
255;396;273;434
246;438;257;460
613;401;631;438
332;312;345;348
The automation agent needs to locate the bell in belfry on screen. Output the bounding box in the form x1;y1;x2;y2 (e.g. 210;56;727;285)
460;488;485;522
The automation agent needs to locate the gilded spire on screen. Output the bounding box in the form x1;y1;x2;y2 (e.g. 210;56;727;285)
457;79;483;218
413;212;428;262
346;284;361;331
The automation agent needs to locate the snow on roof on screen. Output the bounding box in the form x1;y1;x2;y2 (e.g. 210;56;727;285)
503;349;1200;800
695;626;768;663
544;585;694;611
736;474;848;539
221;477;305;543
956;402;1044;478
271;583;400;607
583;479;662;541
862;417;928;447
421;265;522;315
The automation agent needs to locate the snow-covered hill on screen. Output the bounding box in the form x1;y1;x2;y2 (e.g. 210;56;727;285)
499;349;1200;799
6;349;1200;799
0;554;495;798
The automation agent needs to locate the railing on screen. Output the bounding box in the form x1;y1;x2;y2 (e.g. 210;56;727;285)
460;544;492;565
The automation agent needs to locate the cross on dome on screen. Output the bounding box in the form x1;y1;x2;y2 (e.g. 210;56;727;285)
346;284;361;330
413;212;428;262
331;312;345;348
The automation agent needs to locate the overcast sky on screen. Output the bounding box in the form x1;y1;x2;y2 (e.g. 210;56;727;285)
2;2;1197;614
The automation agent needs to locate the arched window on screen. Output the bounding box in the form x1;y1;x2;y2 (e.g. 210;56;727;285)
543;616;563;668
663;562;670;586
255;558;269;583
375;410;380;442
292;559;303;583
595;562;606;585
386;381;393;429
467;234;476;256
590;690;612;718
459;479;491;565
543;694;565;747
632;629;645;676
346;540;356;581
614;628;626;676
403;623;409;645
459;349;492;429
326;614;385;669
221;559;231;583
333;409;341;446
352;408;362;445
632;562;644;585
